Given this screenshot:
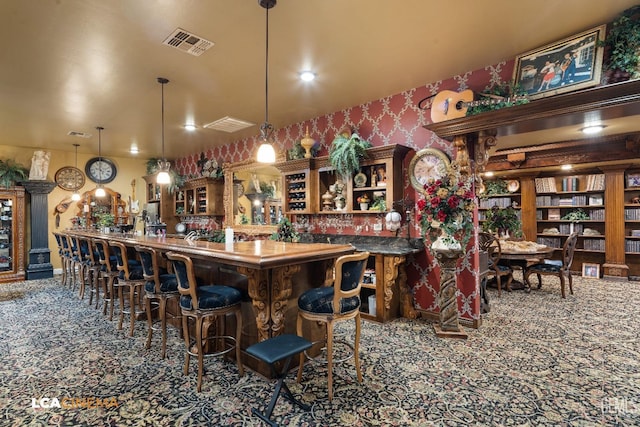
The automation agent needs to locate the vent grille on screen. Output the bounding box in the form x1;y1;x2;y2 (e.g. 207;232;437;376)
163;28;214;57
67;131;92;138
204;116;255;133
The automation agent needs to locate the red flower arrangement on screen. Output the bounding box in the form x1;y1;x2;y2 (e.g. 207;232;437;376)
417;168;475;248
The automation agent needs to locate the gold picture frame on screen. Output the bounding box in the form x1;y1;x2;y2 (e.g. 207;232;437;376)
581;262;600;279
513;25;606;100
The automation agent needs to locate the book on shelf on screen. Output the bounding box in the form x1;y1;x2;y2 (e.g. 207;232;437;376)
585;174;605;191
535;177;557;193
548;208;561;220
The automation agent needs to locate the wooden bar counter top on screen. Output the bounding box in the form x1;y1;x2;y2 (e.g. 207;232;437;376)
65;230;355;374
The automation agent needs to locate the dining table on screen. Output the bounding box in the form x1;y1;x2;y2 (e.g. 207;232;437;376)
498;240;556;292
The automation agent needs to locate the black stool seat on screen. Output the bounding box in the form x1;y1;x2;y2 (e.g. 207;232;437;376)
246;334;312;427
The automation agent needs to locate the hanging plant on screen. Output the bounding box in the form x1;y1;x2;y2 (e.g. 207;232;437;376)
328;130;372;180
0;159;29;188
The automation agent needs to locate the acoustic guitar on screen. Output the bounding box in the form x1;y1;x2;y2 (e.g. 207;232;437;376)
430;89;527;123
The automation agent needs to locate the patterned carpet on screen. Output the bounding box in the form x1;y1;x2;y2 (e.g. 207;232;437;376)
0;273;639;426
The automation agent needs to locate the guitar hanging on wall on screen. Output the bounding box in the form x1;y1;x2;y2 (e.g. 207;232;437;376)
430;89;527;123
129;179;140;214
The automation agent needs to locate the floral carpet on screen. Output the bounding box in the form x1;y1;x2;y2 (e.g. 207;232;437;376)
0;274;639;426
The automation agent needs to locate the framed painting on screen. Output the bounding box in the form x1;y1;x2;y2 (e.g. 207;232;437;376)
581;262;600;279
627;173;640;188
513;25;606;100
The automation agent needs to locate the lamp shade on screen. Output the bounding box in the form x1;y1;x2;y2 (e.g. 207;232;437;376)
95;187;106;198
156;170;171;184
257;142;276;163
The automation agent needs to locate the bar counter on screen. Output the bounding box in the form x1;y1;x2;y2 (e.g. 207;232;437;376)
65;230;355;374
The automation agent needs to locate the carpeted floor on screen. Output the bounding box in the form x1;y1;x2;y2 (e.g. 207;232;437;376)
0;273;639;426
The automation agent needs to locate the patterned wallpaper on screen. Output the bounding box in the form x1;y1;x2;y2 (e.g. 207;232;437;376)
175;60;515;324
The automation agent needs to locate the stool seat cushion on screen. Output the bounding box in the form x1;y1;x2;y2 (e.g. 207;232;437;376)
298;286;360;314
144;274;178;293
246;334;312;364
180;285;241;310
120;267;144;281
528;263;562;274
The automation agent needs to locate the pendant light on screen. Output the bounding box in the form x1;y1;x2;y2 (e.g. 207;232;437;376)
71;143;81;201
95;126;106;198
256;0;277;163
156;77;172;184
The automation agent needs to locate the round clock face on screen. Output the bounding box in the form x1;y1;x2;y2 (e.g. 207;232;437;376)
54;166;86;191
409;148;450;193
85;157;117;184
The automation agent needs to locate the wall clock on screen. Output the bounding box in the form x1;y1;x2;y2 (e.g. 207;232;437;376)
409;148;450;193
54;166;85;191
85;157;117;184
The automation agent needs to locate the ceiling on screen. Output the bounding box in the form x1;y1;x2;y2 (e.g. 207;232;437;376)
1;0;637;160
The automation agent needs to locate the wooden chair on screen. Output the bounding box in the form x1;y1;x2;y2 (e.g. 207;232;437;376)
525;232;578;298
166;251;244;392
93;238;120;319
62;233;80;291
135;245;181;359
478;232;513;297
52;232;70;287
76;235;100;306
110;241;145;336
296;251;369;401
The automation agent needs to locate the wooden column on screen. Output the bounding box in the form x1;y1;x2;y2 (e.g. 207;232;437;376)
23;180;56;279
601;166;628;278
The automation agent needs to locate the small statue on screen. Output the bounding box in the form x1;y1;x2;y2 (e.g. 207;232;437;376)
29;150;51;180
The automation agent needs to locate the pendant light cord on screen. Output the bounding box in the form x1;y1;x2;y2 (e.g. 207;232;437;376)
161;80;166;160
96;126;103;186
264;6;269;125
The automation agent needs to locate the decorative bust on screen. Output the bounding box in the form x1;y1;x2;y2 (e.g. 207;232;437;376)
29;150;51;180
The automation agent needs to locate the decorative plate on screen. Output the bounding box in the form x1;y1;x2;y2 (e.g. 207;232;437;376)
507;180;520;193
175;223;186;234
354;172;367;188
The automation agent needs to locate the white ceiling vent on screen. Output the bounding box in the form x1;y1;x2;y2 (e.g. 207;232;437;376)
67;131;92;138
204;116;255;133
163;28;214;57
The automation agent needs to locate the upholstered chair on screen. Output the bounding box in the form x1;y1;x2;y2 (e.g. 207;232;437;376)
93;238;120;319
109;241;145;336
52;232;70;287
166;251;244;392
525;232;578;298
296;251;369;401
135;245;181;359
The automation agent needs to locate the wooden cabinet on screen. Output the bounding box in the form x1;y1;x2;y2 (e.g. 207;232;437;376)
359;252;406;323
143;174;163;203
174;177;224;217
0;187;25;283
275;158;315;214
316;144;410;214
478;180;522;231
76;187;128;227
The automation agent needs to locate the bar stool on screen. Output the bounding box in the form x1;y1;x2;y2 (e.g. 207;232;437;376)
135;245;181;358
110;241;145;336
52;232;69;286
296;251;369;401
166;251;244;392
63;234;80;291
93;238;120;319
75;235;99;305
246;334;312;426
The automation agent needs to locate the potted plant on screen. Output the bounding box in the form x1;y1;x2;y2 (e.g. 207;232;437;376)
482;206;523;239
0;159;28;188
599;5;640;82
357;194;370;211
369;195;386;212
328;130;372;180
95;212;115;233
269;217;300;242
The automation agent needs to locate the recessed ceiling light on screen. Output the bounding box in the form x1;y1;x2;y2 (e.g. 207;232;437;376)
184;124;197;131
130;146;139;154
581;125;606;134
300;71;316;82
561;164;573;170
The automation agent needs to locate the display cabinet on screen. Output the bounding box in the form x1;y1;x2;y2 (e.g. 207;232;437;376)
174;177;224;217
143;174;162;203
0;187;25;283
315;144;411;214
275;158;315;215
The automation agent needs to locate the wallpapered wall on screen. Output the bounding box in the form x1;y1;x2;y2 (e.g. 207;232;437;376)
175;60;515;323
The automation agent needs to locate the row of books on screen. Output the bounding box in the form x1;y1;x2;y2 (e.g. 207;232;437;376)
478;197;513;209
534;174;605;193
536;237;561;248
535;194;604;206
583;239;605;251
625;240;640;253
625;208;640;220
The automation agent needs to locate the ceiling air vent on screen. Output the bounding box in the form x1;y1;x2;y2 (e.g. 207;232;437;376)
204;116;255;133
67;131;92;138
163;28;214;57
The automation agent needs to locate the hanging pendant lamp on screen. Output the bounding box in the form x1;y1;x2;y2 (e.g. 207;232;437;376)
156;77;172;184
95;127;106;197
71;143;81;201
256;0;277;163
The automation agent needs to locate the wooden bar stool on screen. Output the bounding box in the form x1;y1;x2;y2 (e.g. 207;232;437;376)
135;245;181;358
246;334;312;427
166;251;244;392
296;251;369;401
93;238;120;319
110;241;145;336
